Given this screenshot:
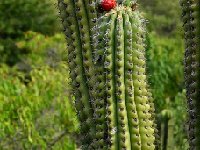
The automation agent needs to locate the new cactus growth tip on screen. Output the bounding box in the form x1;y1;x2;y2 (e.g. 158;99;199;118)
180;0;200;149
58;0;156;149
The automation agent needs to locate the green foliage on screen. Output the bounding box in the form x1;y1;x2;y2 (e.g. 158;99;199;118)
0;31;66;71
0;64;78;149
15;31;67;68
146;32;184;112
172;90;188;150
136;0;189;149
0;38;21;66
0;0;59;36
146;33;188;148
0;0;60;65
0;31;78;149
139;0;182;36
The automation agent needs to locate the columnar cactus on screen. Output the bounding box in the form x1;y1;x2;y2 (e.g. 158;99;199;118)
180;0;200;149
58;0;156;149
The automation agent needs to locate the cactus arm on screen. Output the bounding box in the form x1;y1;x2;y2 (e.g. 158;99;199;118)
180;0;200;149
72;0;98;112
72;1;106;147
180;1;195;148
167;118;175;150
161;118;168;150
123;12;142;149
58;0;95;147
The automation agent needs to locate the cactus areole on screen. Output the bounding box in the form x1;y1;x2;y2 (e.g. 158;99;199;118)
100;0;117;11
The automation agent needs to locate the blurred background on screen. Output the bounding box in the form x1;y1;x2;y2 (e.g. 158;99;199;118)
0;0;188;149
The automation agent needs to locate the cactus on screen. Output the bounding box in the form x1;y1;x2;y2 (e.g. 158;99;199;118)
58;0;156;149
180;0;200;149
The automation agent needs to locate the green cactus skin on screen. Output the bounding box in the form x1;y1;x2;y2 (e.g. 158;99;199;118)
89;15;110;150
115;10;132;150
180;0;200;149
102;13;118;150
58;0;95;147
147;90;160;149
129;11;155;150
58;1;156;149
94;7;155;149
71;0;96;103
124;12;142;150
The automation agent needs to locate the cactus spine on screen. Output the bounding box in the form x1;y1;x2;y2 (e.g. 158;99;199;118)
180;0;200;149
58;1;156;149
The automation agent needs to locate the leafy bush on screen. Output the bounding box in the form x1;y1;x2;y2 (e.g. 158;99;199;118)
172;90;188;150
0;0;59;36
1;30;66;68
146;33;188;149
15;31;67;68
0;0;61;65
146;32;184;112
0;30;78;149
0;64;78;149
139;0;182;36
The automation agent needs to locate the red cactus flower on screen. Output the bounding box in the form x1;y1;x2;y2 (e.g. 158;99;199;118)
101;0;117;11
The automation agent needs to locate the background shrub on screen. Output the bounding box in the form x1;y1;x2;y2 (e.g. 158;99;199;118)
0;32;78;149
0;0;60;65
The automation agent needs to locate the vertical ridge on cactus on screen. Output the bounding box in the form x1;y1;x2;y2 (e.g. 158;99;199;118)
57;1;156;149
58;0;95;148
90;15;109;150
103;12;118;150
124;11;142;150
73;0;96;105
79;0;98;59
180;0;200;149
115;10;132;149
129;10;155;149
146;89;160;148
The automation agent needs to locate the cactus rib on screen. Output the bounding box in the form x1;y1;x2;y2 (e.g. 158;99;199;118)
104;12;119;150
123;11;142;150
58;0;95;147
90;14;110;150
129;11;155;150
180;0;200;149
115;10;132;150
